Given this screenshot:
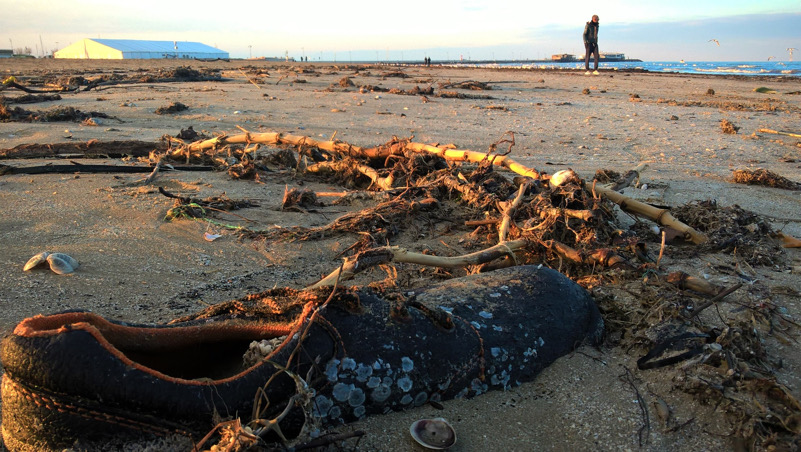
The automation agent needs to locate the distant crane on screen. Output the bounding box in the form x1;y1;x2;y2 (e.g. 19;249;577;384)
788;48;796;62
708;39;720;46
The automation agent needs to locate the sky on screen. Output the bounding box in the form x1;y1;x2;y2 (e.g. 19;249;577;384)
1;0;799;61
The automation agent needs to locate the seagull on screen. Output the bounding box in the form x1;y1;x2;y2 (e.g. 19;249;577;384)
708;39;720;46
767;56;775;61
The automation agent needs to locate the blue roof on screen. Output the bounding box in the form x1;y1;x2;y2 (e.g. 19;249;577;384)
91;39;225;54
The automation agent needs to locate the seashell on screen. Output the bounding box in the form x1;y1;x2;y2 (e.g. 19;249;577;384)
46;254;75;275
410;418;456;450
549;169;579;188
48;253;79;271
653;399;671;425
204;232;222;242
23;251;50;271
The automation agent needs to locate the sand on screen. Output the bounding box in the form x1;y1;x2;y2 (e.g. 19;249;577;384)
1;59;800;451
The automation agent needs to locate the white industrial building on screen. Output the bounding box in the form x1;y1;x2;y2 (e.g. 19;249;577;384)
54;39;228;60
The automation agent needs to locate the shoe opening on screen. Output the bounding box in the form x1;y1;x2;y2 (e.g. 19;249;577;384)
121;339;257;381
15;312;294;381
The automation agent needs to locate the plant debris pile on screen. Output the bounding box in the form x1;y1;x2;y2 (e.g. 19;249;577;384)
155;101;189;115
731;168;801;190
151;130;800;449
0;100;116;123
161;187;260;221
672;200;784;266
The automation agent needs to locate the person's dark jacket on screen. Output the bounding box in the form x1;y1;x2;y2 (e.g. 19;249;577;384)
583;21;598;45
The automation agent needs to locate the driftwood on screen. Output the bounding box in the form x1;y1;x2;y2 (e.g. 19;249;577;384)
2;93;62;104
2;77;72;94
0;162;212;175
0;140;166;159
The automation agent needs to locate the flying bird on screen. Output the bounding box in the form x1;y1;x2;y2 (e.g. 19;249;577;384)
708;39;720;46
767;56;775;61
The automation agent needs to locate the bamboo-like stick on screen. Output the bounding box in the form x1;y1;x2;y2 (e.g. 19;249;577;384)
402;142;542;179
594;185;707;244
758;128;801;139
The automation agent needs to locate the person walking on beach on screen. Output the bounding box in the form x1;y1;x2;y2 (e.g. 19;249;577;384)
583;14;600;75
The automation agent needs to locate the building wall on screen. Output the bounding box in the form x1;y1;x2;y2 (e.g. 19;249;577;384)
54;39;228;59
54;39;122;59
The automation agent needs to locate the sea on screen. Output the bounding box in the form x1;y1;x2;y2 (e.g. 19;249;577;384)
489;61;801;77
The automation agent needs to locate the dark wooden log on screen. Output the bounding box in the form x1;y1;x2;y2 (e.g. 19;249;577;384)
0;163;213;175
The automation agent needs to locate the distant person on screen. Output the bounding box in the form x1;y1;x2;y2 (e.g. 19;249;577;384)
583;14;600;75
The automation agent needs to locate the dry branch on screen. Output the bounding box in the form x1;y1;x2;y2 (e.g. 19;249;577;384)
309;240;528;288
498;182;528;242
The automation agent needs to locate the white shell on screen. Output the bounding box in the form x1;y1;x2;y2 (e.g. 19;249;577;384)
23;251;50;271
410;418;456;450
48;253;79;271
46;254;75;275
204;232;222;242
549;169;579;188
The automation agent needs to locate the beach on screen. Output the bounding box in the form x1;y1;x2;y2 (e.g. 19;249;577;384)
1;59;800;451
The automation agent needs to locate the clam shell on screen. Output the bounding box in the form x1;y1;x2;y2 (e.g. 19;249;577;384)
410;418;456;450
48;253;79;271
23;251;50;271
46;254;75;275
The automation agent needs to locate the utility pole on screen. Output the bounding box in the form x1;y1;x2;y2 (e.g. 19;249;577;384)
248;45;252;59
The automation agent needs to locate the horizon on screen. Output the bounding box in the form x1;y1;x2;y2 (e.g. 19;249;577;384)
1;1;799;62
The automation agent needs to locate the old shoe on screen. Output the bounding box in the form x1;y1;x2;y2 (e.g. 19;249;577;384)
1;265;603;451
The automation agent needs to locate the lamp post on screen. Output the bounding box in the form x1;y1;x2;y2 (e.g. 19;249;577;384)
248;45;252;59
